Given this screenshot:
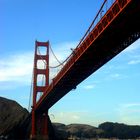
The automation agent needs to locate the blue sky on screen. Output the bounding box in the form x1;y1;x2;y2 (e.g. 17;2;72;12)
1;0;140;126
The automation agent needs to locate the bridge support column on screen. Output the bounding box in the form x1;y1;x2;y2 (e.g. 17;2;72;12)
34;111;49;140
42;112;49;140
31;40;50;140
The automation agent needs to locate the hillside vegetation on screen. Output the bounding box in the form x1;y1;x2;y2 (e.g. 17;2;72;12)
53;122;140;139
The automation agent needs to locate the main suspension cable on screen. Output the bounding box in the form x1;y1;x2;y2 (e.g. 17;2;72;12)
49;43;72;68
49;44;63;65
37;44;72;69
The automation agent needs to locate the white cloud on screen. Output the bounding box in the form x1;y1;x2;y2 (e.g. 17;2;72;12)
105;73;126;81
128;60;140;65
110;73;120;78
0;41;78;90
117;103;140;114
0;52;34;83
122;103;140;108
48;110;100;125
72;115;80;120
117;103;140;125
49;111;82;124
84;84;95;89
49;110;113;126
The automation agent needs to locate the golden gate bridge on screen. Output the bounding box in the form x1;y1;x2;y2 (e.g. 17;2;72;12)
28;0;140;139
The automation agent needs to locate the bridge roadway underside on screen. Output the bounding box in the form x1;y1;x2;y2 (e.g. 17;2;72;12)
36;0;140;114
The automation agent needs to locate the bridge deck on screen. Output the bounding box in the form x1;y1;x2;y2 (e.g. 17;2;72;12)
36;0;140;113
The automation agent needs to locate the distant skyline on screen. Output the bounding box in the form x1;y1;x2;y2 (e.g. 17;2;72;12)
0;0;140;126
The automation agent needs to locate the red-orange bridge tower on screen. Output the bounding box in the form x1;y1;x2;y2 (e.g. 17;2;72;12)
31;41;49;139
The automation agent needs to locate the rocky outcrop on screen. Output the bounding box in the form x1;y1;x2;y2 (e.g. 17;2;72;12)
0;96;30;140
0;96;55;140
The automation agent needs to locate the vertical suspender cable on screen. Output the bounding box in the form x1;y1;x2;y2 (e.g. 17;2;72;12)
28;69;34;112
